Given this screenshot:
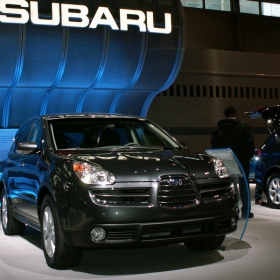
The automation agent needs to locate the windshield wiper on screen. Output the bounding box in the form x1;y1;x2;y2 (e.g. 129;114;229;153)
161;146;180;150
115;146;179;150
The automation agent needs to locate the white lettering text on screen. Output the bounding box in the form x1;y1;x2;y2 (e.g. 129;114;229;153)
89;7;119;30
0;0;29;24
61;4;89;28
147;11;171;34
30;1;59;26
0;0;172;34
120;9;146;32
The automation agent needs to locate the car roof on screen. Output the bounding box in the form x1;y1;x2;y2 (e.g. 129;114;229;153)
245;105;280;133
18;113;146;129
43;113;141;120
26;113;143;121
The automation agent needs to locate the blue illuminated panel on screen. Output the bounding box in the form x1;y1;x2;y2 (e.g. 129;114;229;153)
0;0;185;127
0;129;18;176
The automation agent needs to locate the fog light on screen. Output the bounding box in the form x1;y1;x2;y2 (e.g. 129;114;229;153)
231;217;237;226
90;227;106;242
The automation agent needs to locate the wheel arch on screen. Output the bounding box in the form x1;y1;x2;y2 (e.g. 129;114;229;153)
0;179;4;196
37;184;56;219
0;179;8;202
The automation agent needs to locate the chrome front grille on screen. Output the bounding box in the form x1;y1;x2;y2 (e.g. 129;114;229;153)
89;187;151;206
199;183;232;197
158;175;200;208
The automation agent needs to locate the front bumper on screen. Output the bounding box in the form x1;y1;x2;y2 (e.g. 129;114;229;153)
58;175;237;248
63;214;237;248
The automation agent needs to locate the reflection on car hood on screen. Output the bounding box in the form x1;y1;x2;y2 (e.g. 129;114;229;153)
58;148;217;181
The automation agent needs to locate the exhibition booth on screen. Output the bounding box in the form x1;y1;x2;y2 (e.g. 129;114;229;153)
0;0;253;268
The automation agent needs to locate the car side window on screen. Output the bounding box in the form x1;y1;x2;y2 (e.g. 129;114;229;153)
15;122;33;153
17;123;32;144
30;122;43;150
15;121;42;153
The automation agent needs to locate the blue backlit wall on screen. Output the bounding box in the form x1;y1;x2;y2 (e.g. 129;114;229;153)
0;0;185;128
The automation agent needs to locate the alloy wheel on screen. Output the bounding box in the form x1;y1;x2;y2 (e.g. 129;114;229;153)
42;206;56;258
268;177;280;205
1;194;8;228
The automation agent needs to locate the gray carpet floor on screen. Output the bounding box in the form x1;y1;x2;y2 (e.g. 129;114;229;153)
0;184;276;280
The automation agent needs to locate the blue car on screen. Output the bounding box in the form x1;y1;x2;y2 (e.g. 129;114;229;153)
247;106;280;209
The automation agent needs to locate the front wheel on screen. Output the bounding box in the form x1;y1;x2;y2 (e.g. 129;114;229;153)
184;235;225;251
266;174;280;209
40;195;83;269
1;188;25;235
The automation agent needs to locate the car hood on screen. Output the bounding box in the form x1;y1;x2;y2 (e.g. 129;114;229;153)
246;105;280;132
57;148;218;182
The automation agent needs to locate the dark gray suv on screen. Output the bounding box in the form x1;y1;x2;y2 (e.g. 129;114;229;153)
1;114;237;269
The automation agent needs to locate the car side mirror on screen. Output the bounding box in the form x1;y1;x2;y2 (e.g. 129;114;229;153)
17;142;38;155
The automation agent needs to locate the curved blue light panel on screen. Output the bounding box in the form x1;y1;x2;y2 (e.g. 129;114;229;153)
0;0;185;128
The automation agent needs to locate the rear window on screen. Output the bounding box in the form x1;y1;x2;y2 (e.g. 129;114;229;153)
262;131;280;152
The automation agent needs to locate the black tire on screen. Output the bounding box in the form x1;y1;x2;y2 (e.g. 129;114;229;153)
40;195;83;269
184;235;225;251
266;174;280;209
1;188;25;235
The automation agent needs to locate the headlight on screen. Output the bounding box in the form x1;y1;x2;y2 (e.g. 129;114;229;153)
212;158;230;178
73;162;116;185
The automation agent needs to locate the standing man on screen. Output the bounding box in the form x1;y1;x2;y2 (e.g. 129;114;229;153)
211;106;255;218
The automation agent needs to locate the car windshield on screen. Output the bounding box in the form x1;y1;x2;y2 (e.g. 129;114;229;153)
48;118;180;150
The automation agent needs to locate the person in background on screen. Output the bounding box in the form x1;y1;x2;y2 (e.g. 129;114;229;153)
255;185;266;205
210;106;255;218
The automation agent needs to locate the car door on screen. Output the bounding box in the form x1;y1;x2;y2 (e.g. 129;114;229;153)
8;120;44;221
5;121;34;214
17;120;45;219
